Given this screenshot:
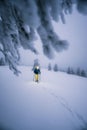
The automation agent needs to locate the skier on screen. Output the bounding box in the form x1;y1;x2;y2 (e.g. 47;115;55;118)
32;59;41;82
33;65;41;82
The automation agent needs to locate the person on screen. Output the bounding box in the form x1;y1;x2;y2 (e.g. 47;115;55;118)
33;65;41;82
32;59;41;82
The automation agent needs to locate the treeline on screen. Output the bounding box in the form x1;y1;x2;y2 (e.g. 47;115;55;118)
67;67;87;78
47;63;87;78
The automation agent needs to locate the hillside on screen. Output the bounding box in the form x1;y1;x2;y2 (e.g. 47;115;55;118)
0;66;87;130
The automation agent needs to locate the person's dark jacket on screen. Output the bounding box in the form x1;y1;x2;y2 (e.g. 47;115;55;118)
34;68;41;74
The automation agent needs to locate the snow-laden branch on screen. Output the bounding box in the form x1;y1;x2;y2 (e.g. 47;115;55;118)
0;0;87;74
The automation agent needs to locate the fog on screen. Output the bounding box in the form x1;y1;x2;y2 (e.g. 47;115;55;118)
19;8;87;70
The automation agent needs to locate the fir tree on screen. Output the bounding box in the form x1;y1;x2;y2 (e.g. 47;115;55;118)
67;67;75;74
77;68;81;76
48;63;52;71
53;64;58;72
67;67;71;74
0;57;5;66
70;68;75;74
81;70;86;77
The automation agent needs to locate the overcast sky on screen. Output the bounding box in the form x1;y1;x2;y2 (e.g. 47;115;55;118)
20;7;87;70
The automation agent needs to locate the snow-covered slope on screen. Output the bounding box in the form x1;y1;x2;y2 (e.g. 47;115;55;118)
0;66;87;130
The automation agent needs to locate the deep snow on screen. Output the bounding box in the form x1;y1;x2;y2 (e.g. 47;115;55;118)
0;66;87;130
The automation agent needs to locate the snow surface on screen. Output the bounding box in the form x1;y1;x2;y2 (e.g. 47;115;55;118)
0;66;87;130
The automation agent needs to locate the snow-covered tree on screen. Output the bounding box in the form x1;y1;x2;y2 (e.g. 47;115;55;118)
77;67;81;76
81;69;87;77
67;67;75;74
48;63;52;71
0;0;87;75
67;67;71;74
0;57;5;65
70;68;75;74
76;68;87;77
53;64;58;72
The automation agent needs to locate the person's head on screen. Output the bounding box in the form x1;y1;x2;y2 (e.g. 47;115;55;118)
35;66;39;69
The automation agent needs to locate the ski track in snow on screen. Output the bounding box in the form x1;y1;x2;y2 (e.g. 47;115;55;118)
30;81;87;127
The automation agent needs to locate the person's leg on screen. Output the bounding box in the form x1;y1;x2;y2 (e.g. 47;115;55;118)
36;74;39;82
35;74;38;82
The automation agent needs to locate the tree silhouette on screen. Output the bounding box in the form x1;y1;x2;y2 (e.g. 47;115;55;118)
0;57;5;65
81;70;86;77
53;64;58;72
48;63;52;71
77;67;81;76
